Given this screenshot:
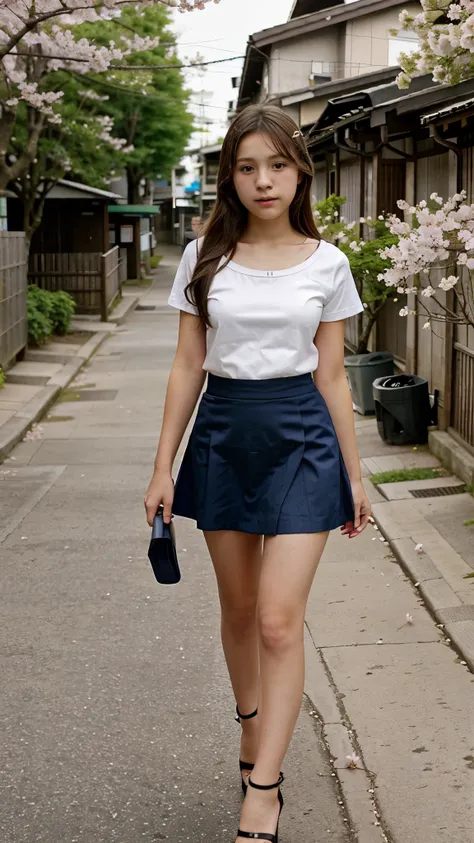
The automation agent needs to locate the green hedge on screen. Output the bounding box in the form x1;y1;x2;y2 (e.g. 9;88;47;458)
27;286;76;345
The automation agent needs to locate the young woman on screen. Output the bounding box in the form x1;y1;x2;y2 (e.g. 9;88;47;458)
145;104;371;843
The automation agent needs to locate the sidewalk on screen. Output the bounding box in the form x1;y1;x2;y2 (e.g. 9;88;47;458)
357;418;474;671
0;292;139;462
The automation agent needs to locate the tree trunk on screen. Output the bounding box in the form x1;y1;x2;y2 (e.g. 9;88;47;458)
126;168;141;204
355;308;380;355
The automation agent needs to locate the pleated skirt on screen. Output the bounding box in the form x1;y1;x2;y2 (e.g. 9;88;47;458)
172;372;355;535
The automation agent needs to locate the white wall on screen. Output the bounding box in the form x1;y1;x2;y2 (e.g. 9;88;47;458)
344;3;420;77
269;29;339;94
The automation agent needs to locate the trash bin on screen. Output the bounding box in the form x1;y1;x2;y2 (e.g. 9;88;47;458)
372;374;431;445
344;352;394;415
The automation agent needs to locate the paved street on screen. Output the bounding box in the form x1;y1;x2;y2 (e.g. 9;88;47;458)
1;251;473;843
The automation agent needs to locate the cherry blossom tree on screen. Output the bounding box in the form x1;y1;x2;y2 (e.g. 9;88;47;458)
0;0;220;190
380;192;474;330
396;1;474;88
6;3;193;246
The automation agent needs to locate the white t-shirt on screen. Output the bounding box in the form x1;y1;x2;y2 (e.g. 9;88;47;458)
168;238;364;380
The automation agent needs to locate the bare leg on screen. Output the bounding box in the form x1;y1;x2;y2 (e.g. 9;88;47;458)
204;530;263;781
236;531;328;841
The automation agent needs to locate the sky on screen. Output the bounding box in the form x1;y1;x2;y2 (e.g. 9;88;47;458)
172;0;294;146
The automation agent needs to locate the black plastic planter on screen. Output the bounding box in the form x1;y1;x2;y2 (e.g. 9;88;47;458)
372;374;432;446
344;352;394;415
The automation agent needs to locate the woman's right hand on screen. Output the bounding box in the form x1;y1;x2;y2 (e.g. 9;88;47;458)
144;471;175;527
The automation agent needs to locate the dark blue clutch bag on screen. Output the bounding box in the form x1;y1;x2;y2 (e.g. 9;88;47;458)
148;506;181;585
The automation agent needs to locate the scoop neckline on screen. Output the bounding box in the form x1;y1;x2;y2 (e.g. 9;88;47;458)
226;239;326;277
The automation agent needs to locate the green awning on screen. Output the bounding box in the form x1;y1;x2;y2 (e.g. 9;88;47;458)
108;205;160;215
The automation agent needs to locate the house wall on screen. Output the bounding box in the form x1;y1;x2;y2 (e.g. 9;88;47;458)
281;103;300;123
301;96;330;128
340;156;361;225
307;100;474;447
343;3;420;77
8;199;107;253
268;5;420;94
269;29;339;94
313;165;326;203
462;146;474;199
416;147;451;201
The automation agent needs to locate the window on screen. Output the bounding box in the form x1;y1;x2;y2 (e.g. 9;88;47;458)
388;33;418;66
206;161;219;186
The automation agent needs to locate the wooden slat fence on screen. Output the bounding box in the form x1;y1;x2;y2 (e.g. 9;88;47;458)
377;296;407;363
119;248;128;285
344;315;360;352
101;247;121;321
452;339;474;449
0;231;27;368
29;247;122;321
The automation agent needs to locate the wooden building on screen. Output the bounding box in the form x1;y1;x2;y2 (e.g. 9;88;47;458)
308;75;474;456
108;205;160;279
7;180;127;320
7;179;121;253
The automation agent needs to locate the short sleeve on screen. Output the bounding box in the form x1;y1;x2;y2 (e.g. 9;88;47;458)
320;252;364;322
168;240;200;315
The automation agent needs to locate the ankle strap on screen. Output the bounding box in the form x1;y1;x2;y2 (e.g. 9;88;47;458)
248;772;284;791
235;704;258;724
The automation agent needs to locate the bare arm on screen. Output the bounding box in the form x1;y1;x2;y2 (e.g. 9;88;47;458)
313;320;371;535
154;311;207;472
145;311;206;525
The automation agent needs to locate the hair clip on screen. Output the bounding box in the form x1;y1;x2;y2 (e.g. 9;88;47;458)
292;130;303;139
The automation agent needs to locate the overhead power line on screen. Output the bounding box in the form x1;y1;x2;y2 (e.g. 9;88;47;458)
11;52;245;69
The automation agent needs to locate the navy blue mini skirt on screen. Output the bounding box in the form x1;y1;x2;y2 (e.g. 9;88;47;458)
172;373;355;535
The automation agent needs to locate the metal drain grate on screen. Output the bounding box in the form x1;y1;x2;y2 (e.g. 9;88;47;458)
136;305;156;311
410;485;467;498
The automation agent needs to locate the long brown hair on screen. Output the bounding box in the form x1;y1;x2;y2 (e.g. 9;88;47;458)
185;104;319;326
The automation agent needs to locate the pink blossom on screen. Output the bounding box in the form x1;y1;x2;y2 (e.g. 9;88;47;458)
0;0;218;121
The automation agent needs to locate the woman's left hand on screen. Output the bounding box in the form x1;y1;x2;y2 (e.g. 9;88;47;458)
341;479;372;539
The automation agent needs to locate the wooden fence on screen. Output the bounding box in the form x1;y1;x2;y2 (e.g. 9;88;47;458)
344;315;360;353
29;246;123;321
0;231;27;368
377;296;407;364
451;337;474;449
101;247;121;321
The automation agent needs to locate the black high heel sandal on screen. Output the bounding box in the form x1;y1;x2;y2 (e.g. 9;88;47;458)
235;705;258;796
236;773;285;843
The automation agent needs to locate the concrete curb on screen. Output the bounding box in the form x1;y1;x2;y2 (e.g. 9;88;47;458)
304;627;388;842
372;504;474;673
0;332;107;463
108;295;139;325
429;429;474;485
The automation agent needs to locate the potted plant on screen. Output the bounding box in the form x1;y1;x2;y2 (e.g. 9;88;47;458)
314;195;400;413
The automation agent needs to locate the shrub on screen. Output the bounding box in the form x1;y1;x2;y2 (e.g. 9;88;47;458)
313;196;399;353
0;367;5;389
149;255;162;269
49;290;76;335
27;285;76;344
27;286;53;345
